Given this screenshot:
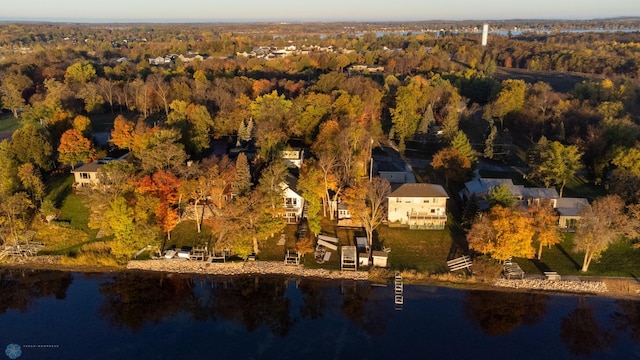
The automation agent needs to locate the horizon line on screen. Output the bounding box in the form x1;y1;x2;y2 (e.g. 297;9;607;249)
1;16;639;25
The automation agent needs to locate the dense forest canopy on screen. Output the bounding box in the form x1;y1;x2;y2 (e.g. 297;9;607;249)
1;19;640;265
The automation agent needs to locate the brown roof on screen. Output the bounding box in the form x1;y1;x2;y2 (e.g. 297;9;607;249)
71;161;102;173
389;183;448;198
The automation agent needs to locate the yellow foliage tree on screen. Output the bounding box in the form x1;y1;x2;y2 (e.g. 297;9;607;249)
528;204;560;260
467;205;535;261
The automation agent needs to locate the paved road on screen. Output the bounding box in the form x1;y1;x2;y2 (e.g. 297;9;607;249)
0;132;11;141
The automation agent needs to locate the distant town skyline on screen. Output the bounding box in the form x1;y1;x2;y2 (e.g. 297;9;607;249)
1;0;639;23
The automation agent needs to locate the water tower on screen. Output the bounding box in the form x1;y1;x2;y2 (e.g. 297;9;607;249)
481;23;489;46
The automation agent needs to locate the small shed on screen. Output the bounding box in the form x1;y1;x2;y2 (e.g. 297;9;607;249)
341;246;357;271
372;251;388;267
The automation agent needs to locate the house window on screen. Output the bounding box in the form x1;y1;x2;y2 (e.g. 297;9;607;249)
432;198;438;203
431;209;436;213
423;199;429;203
285;198;297;207
80;173;90;179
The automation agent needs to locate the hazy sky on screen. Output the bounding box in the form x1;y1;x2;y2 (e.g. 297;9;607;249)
2;0;639;22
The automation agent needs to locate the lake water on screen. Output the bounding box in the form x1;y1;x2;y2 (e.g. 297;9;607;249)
0;269;639;359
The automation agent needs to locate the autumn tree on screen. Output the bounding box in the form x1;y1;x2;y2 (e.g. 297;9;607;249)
10;124;53;170
529;204;560;260
575;195;629;272
528;140;582;197
136;170;181;242
0;140;20;197
17;163;45;205
96;160;135;200
72;115;92;137
135;129;188;173
343;177;391;256
166;100;214;155
297;160;326;236
250;90;292;161
467;205;535;261
0;192;33;245
390;76;430;153
0;72;33;118
432;147;471;187
110;115;136;151
483;79;526;129
58;129;96;169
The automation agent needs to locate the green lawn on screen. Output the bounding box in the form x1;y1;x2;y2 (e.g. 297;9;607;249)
513;233;640;277
376;225;452;273
0;116;21;132
167;220;214;250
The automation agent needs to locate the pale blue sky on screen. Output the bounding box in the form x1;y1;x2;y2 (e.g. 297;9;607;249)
1;0;639;22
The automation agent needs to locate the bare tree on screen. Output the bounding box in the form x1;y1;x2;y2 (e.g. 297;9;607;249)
344;177;391;257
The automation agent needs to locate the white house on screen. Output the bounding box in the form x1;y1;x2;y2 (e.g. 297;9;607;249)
281;172;305;224
388;183;449;229
281;148;304;169
71;161;103;188
71;154;129;188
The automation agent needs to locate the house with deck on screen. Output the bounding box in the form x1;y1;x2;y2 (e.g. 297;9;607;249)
387;183;449;229
281;171;305;224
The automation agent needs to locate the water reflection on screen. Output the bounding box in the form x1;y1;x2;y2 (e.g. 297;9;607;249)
0;269;73;314
2;270;639;359
560;297;615;356
464;290;549;335
99;272;198;331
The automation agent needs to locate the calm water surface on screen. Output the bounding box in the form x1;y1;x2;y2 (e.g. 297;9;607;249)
0;269;639;360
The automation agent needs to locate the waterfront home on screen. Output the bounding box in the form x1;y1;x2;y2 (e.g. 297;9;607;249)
460;178;559;210
281;171;305;224
556;197;589;231
387;183;449;229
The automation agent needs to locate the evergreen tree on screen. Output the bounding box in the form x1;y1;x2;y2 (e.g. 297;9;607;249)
451;130;477;165
234;152;252;196
484;121;497;159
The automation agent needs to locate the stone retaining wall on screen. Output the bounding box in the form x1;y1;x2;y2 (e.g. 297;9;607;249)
127;260;369;280
494;278;607;293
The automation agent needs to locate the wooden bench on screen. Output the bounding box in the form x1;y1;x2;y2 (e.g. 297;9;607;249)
317;239;338;251
544;271;561;281
447;255;472;272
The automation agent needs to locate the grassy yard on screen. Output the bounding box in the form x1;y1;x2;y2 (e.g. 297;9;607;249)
376;225;452;273
0;116;21;132
513;233;640;277
35;174;98;255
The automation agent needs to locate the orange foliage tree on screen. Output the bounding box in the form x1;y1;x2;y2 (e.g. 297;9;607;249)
58;129;96;169
136;170;181;241
467;205;536;261
109;115;136;151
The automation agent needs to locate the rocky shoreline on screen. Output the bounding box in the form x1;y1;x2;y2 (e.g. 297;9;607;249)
494;278;608;293
127;259;370;280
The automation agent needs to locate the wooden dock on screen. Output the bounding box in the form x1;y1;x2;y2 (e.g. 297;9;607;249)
394;272;404;310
